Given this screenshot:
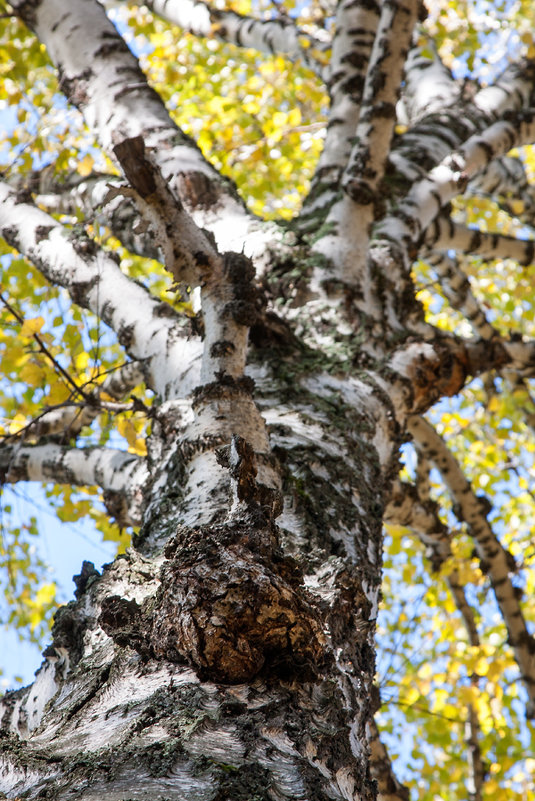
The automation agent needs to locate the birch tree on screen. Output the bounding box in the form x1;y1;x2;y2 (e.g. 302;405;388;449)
1;0;535;799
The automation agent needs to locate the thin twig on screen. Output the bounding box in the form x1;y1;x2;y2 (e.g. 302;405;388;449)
0;292;91;401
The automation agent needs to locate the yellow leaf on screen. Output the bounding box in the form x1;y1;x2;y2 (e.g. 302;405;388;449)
77;153;94;177
509;199;525;216
130;438;147;456
458;686;478;706
287;108;302;128
75;351;90;371
475;657;489;676
118;417;137;448
404;686;420;706
20;316;45;337
34;583;56;605
175;300;196;318
432;688;449;711
9;413;28;434
19;362;44;385
47;381;72;405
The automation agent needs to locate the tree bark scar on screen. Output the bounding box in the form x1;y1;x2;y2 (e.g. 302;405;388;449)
149;524;327;683
150;436;324;683
99;438;324;684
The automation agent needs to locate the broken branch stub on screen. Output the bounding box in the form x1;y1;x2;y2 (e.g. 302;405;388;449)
112;136;221;287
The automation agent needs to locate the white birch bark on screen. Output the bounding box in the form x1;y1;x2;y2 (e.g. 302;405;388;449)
10;0;285;266
106;0;331;79
408;415;535;714
0;181;203;400
0;444;146;526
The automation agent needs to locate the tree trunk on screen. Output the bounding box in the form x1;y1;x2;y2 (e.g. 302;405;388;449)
0;239;392;798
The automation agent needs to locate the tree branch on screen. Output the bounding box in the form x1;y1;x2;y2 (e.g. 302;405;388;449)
367;716;410;801
419;249;496;340
0;443;147;526
0;182;202;400
384;57;535;192
426;217;535;266
385;478;451;571
9;167;161;261
305;42;535;313
111;135;220;287
474;59;535;118
385;475;486;799
401;38;460;122
109;0;330;79
387;476;481;640
12;0;283;264
311;0;420;282
342;0;420;199
376;110;535;264
407;414;535;716
301;0;380;219
105;149;267;457
470;153;535;202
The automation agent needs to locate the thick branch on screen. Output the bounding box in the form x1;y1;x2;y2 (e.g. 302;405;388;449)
12;0;282;264
0;182;202;399
342;0;420;201
110;0;330;79
305;54;535;316
376;110;535;262
111;135;221;286
420;250;496;340
0;444;147;526
474;58;535;118
11;0;216;195
312;0;420;281
386;58;535;191
408;414;535;716
303;0;379;216
0;443;140;488
401;38;460;122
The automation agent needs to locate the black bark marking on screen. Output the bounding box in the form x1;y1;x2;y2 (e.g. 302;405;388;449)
73;561;100;599
35;225;54;243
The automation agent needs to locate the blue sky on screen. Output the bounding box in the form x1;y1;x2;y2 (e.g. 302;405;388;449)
0;483;117;690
